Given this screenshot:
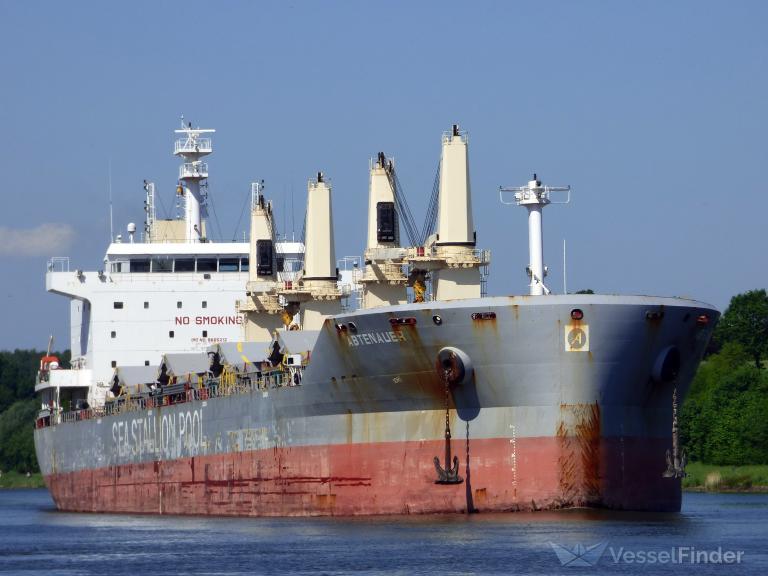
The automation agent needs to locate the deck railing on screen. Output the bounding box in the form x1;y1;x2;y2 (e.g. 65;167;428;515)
179;162;209;179
174;138;212;155
36;366;301;429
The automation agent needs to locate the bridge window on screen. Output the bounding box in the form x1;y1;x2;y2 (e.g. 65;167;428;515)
219;258;239;272
197;258;217;272
113;302;124;309
240;257;249;272
131;259;150;273
111;360;117;368
110;331;116;338
144;360;150;366
202;301;207;308
151;258;172;273
175;258;195;272
177;301;182;309
169;331;175;338
202;330;208;337
144;302;149;309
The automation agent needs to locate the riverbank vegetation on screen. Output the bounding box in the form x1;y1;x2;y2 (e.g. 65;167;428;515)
682;463;768;492
0;350;69;476
680;290;768;469
0;470;45;489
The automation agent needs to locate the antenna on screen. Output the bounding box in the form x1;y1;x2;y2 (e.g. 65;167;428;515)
173;116;214;243
499;174;570;296
291;182;295;241
250;180;262;211
563;238;567;294
108;159;114;242
143;180;156;242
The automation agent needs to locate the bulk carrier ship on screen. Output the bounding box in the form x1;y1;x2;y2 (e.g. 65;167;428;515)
33;121;718;516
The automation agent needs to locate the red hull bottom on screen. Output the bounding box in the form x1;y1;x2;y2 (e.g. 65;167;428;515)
44;435;680;516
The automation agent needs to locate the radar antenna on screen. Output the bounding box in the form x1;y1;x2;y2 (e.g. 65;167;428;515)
499;174;570;296
173;117;215;243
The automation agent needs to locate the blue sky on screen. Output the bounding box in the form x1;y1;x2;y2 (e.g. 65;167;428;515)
1;0;766;350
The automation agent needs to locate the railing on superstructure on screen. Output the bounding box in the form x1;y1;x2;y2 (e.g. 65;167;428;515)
36;365;305;428
47;257;70;272
174;138;212;155
179;162;209;179
365;245;491;299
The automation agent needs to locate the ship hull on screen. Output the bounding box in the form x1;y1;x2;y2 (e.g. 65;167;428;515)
35;295;716;516
42;434;679;516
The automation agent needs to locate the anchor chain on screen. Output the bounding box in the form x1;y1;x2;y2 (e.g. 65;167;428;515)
663;386;687;478
434;366;463;485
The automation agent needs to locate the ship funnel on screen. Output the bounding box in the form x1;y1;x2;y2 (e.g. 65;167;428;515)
499;175;570;296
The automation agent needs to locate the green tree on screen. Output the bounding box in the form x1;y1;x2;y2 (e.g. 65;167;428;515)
0;349;70;412
0;349;69;473
715;289;768;368
681;342;768;465
575;289;594;294
0;399;40;473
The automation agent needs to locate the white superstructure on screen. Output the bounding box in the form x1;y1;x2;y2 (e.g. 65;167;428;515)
43;120;303;405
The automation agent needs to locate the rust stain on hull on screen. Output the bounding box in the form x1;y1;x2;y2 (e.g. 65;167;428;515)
557;403;601;506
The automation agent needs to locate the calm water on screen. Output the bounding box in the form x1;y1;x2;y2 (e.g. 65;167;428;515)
0;490;766;575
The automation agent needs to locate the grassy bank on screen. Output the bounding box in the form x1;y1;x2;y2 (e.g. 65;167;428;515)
0;471;45;489
683;462;768;492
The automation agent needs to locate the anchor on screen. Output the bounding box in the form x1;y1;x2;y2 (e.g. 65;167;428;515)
434;362;463;485
663;387;687;478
